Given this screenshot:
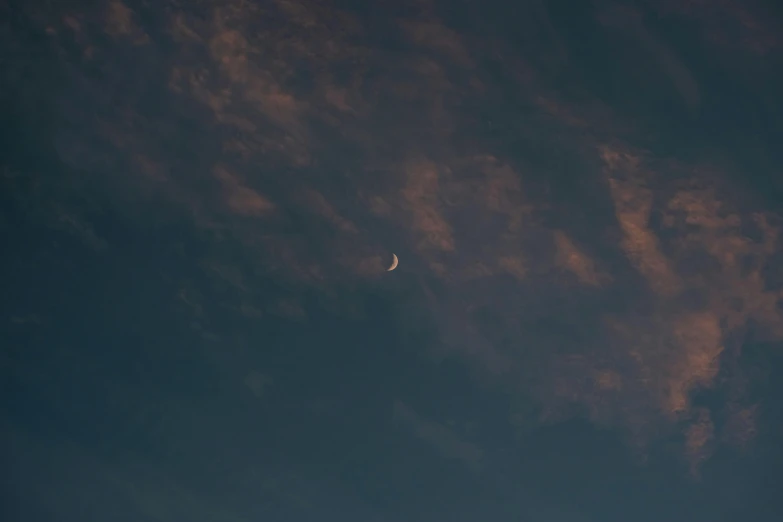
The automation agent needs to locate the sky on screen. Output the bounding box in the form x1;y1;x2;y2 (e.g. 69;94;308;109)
2;0;783;521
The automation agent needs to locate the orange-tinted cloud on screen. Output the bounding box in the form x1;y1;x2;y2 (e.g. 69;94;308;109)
498;256;527;281
663;187;783;337
602;146;681;295
105;0;149;44
553;231;606;286
402;160;455;253
12;0;783;479
214;165;275;217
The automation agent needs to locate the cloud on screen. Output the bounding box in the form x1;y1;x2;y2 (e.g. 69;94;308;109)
104;0;149;45
553;231;606;287
597;4;701;110
301;189;358;233
244;371;273;399
684;408;715;477
402;160;455;253
663;187;783;337
9;0;783;479
602;146;681;295
655;0;781;55
214;165;276;217
401;19;473;67
393;401;484;470
2;424;251;522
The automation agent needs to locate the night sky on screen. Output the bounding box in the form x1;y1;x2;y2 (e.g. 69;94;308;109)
3;1;783;521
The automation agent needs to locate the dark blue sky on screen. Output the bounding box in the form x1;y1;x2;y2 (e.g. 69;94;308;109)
3;0;783;521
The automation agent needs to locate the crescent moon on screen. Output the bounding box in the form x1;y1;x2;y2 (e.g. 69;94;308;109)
387;253;399;272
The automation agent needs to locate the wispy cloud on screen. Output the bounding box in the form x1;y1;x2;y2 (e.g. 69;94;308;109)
393;401;484;470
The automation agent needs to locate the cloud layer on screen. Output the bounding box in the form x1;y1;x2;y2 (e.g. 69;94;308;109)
6;0;783;479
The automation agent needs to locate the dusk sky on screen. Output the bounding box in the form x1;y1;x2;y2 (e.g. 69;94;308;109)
3;1;783;521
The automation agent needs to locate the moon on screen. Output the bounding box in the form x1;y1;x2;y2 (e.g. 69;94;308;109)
387;253;399;272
